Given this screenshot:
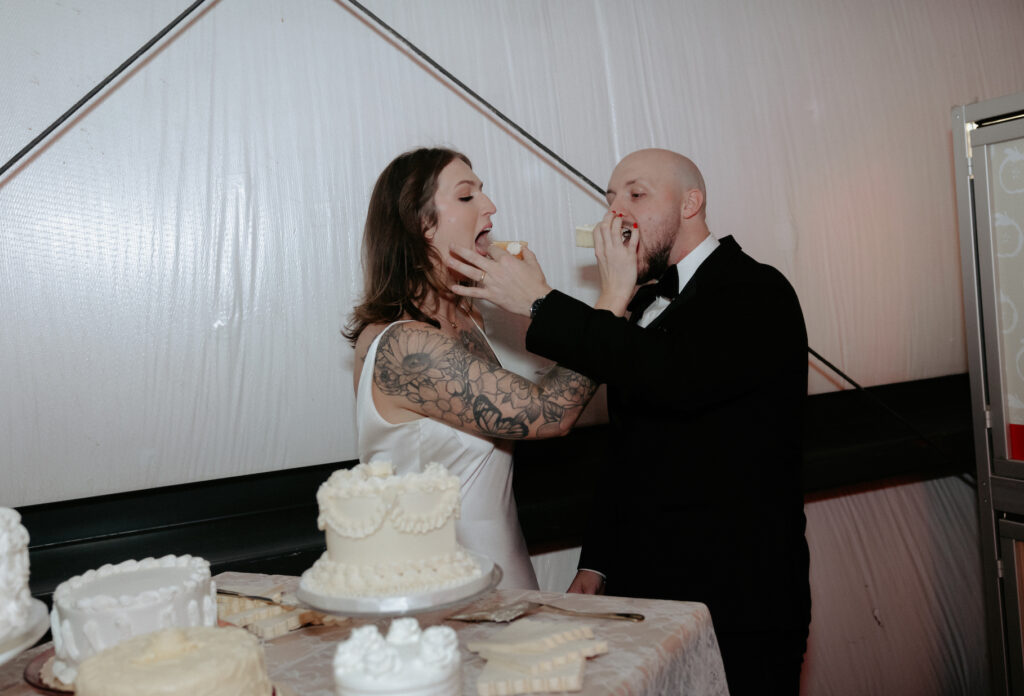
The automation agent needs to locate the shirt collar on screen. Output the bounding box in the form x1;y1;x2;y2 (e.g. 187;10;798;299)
672;234;719;293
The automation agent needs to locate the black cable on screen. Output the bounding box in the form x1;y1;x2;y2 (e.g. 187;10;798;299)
342;0;607;201
0;0;210;180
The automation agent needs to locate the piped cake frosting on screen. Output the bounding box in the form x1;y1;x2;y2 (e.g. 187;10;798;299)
74;626;273;696
0;507;32;645
50;554;217;685
333;618;461;696
302;461;482;597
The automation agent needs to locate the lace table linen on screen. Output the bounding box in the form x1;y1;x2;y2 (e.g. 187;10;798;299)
0;571;729;696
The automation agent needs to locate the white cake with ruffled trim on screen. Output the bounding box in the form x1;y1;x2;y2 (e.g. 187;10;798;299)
49;554;217;685
74;626;273;696
302;461;482;597
333;618;461;696
0;507;32;646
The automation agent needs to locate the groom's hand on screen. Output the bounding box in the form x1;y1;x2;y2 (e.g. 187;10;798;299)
567;569;606;595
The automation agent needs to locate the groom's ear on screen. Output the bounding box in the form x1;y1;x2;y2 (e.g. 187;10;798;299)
680;188;705;220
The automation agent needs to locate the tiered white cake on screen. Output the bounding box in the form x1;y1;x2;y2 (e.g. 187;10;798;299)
74;626;274;696
333;618;461;696
50;554;217;685
302;461;482;598
0;508;32;646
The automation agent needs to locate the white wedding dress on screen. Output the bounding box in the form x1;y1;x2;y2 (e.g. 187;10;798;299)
356;321;539;590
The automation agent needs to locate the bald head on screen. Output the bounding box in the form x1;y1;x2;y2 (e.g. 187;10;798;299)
611;148;706;214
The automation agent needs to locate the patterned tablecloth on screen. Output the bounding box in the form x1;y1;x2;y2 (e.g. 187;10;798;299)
0;571;729;696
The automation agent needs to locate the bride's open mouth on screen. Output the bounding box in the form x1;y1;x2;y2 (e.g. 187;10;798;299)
474;228;491;255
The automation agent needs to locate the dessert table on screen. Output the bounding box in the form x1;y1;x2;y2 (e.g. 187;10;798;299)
0;571;729;696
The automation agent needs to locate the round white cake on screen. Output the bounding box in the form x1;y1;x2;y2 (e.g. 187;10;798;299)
0;508;32;646
74;626;273;696
302;461;482;598
333;618;461;696
50;554;217;685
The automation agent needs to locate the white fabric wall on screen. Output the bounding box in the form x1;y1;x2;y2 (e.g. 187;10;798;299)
2;0;1023;504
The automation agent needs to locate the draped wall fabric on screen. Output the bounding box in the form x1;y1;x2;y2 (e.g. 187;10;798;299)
1;0;1022;503
531;475;986;696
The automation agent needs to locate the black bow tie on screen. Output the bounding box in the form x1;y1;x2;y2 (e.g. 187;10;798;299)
627;264;679;317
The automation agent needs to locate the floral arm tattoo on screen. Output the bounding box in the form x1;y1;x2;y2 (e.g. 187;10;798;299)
373;323;598;439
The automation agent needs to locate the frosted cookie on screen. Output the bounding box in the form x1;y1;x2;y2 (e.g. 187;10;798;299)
477;656;585;695
475;637;608;674
468;619;607;695
217;592;345;639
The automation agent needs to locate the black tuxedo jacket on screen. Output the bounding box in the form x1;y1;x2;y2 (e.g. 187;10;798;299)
526;235;810;638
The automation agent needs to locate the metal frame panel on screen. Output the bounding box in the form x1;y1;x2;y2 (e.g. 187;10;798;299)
953;94;1024;696
999;518;1024;693
965;93;1024;126
972;144;1013;464
972;118;1024;148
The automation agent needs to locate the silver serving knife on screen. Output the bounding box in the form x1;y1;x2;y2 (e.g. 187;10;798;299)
448;600;644;623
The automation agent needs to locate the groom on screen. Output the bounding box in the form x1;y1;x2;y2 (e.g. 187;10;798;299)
455;148;811;695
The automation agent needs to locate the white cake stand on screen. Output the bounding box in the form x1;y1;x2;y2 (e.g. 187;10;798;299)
295;552;501;617
0;599;49;668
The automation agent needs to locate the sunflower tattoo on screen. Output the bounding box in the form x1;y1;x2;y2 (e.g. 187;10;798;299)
374;324;597;438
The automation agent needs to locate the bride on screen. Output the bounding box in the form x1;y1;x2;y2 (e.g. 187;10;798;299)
344;147;634;589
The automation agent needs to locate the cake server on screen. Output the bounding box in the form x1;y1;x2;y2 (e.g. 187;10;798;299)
448;600;644;623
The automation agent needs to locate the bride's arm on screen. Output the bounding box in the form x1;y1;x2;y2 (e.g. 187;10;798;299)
372;321;597;440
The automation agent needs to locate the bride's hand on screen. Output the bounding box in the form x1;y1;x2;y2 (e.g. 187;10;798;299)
448;243;552;317
594;210;639;316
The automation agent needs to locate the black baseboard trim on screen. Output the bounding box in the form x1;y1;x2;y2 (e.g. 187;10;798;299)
16;373;974;603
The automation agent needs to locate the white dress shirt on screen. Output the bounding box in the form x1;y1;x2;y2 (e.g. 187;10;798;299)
637;234;720;328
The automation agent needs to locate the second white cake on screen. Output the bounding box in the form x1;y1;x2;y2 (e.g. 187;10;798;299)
49;554;217;685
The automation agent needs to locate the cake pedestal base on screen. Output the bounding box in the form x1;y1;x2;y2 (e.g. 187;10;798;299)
296;553;501;617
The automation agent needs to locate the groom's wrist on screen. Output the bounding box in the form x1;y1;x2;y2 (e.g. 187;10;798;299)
529;289;553;320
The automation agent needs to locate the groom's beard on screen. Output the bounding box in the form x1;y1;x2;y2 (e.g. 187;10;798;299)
637;242;672;285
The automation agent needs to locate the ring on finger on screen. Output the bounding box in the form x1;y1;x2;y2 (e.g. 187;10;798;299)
479;271;486;282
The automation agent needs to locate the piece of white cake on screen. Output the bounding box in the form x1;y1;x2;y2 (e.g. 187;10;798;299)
491;240;527;258
574;224;596;248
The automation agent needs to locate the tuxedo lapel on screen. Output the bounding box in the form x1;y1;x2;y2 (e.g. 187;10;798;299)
645;236;741;331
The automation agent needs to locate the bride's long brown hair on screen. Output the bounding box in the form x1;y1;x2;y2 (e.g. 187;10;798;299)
343;147;472;346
